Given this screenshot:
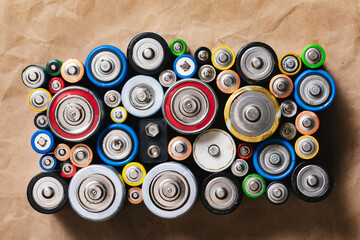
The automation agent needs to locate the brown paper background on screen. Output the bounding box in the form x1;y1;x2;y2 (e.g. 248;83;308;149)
0;0;359;239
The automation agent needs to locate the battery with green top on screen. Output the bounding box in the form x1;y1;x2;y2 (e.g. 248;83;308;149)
242;173;266;198
301;44;326;68
170;39;187;56
46;59;62;77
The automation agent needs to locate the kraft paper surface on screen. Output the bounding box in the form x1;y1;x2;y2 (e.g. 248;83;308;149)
0;0;359;239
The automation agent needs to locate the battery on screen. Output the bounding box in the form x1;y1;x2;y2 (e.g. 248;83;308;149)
216;70;241;94
231;159;249;177
168;136;192;161
97;123;138;167
294;69;336;111
128;187;143;204
159;69;177;87
60;161;77;178
61;59;84;83
278;52;302;76
141;162;198;219
242;174;266;198
162;79;218;135
295;111;320;135
291;161;333;202
253;138;296;180
46;59;62;77
27;88;51;112
31;130;54;154
235;42;277;85
301;44;326;69
68;164;126;221
237;143;254;160
27;172;68;214
201;172;241;215
194;47;211;65
280;100;297;118
266;181;289;205
269;74;293;98
121;75;164;118
110;106;127;123
122;162;146;186
127;32;170;75
170;39;187;56
54;143;70;161
39;154;57;171
198;64;216;83
48;77;65;94
34;113;49;130
85;45;127;88
173;54;197;79
70;143;93;168
193;129;236;172
47;86;103;142
104;90;121;108
22;65;47;89
224;86;280;142
211;46;235;70
279;122;297;141
295;135;319;159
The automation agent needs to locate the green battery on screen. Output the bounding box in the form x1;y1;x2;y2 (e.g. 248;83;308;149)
301;44;326;68
46;59;62;77
170;39;187;56
242;174;266;198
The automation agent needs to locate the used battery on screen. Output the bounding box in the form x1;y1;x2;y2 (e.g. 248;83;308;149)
61;59;84;83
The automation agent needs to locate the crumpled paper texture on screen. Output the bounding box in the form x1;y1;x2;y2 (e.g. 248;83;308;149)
0;0;359;239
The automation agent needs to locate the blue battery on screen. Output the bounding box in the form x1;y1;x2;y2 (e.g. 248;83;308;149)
39;154;57;171
253;138;296;181
173;54;197;79
96;123;138;166
294;69;336;112
85;45;128;88
31;130;55;154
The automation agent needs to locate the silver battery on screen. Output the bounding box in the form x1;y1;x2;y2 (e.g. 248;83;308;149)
132;38;165;71
22;65;46;88
297;74;331;107
142;162;198;219
104;90;121;108
68;165;126;221
159;69;177;87
124;165;145;186
41;155;56;170
279;122;297;141
90;51;122;82
204;176;239;211
304;47;323;66
281;55;299;73
281;100;297;118
296;164;330;198
296;136;318;159
198;65;216;82
35;114;49;129
243;175;265;197
213;48;234;69
231;159;249;177
266;182;288;204
102;129;133;162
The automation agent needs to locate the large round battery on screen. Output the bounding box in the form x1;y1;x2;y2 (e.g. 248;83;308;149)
193;129;236;172
68;165;126;221
162;79;218;135
235;42;277;85
142;162;198;219
224;86;280;142
96;123;138;167
127;32;170;75
201;172;242;215
121;75;164;118
27;172;68;214
294;70;336;111
253;138;296;180
85;45;127;88
291;161;333;202
47;86;103;142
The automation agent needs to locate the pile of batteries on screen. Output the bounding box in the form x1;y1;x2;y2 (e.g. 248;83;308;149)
23;32;335;221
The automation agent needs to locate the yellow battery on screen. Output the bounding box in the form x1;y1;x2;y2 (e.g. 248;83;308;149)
295;135;319;159
122;162;146;187
211;46;235;70
278;52;302;76
224;86;280;143
110;106;127;123
27;88;52;112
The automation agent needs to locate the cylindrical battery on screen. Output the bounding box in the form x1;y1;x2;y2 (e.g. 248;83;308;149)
61;59;84;83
